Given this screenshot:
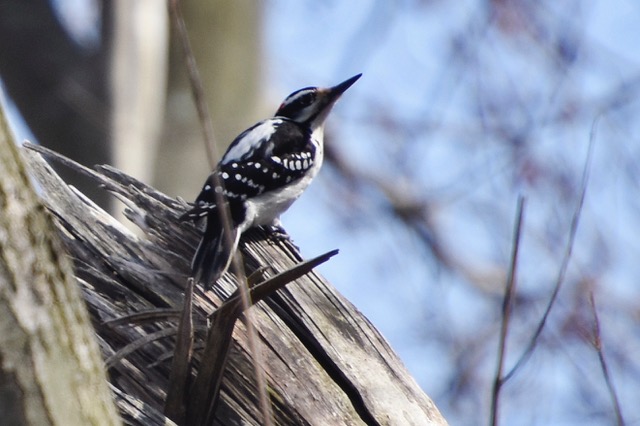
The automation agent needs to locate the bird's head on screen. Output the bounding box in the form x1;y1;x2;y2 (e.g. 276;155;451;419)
274;74;361;130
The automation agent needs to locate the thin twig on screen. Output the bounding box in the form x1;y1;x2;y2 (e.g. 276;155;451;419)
167;1;237;285
168;3;272;423
167;1;238;303
588;293;625;426
103;309;182;327
167;0;218;168
503;117;597;382
489;196;525;426
105;327;178;368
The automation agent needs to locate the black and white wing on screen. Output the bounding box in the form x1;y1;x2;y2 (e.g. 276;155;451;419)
219;118;320;197
180;118;318;222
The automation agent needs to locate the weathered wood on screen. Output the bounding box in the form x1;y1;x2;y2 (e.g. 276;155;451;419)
187;250;340;426
23;142;447;426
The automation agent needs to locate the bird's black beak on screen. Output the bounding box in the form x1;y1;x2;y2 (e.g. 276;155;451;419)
323;73;362;102
305;74;361;125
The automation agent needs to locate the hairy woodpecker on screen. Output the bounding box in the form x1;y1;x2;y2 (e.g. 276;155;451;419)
182;74;361;289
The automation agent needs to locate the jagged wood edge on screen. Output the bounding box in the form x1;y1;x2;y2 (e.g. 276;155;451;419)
23;143;447;426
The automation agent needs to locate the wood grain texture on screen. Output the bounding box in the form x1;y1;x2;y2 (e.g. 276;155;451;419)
23;143;447;426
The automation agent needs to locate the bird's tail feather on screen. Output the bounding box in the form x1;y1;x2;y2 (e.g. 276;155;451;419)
191;219;240;290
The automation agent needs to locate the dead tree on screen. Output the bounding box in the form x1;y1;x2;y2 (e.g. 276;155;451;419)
22;143;447;426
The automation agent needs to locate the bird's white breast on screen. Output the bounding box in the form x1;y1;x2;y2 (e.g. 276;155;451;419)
242;130;324;230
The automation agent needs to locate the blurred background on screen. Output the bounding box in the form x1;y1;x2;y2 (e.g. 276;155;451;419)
2;1;640;424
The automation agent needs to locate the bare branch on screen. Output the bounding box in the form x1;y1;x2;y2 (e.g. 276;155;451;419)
504;120;596;382
489;196;525;426
168;0;218;167
588;293;625;426
166;5;272;420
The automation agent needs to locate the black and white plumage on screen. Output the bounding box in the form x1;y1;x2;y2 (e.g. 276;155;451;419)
182;74;361;289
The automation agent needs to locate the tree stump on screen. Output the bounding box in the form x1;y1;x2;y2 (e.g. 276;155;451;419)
23;143;447;426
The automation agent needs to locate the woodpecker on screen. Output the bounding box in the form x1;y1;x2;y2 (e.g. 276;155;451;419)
182;74;361;289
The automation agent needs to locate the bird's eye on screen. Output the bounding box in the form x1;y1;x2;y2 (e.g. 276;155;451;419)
287;92;315;110
297;94;315;107
276;88;317;119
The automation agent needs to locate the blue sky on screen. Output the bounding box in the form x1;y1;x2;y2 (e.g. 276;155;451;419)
264;1;640;424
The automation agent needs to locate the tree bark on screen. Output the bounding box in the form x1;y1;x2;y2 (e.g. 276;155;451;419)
0;96;120;424
22;142;448;426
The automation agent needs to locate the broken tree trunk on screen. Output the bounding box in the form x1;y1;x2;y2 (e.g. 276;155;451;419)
22;143;447;426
